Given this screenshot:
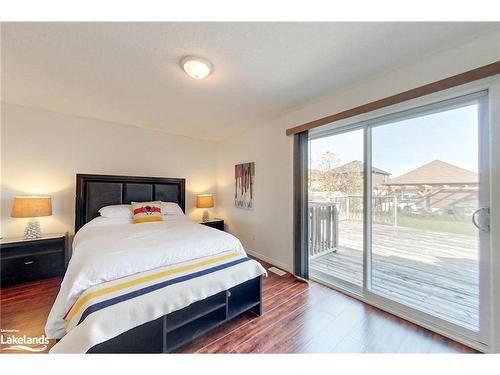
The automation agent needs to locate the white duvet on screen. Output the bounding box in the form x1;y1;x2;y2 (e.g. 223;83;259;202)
45;215;246;339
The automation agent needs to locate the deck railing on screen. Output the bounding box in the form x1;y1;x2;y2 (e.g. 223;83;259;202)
309;203;339;258
309;196;399;258
328;196;398;226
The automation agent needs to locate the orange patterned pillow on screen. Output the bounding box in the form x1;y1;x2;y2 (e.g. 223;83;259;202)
131;201;163;224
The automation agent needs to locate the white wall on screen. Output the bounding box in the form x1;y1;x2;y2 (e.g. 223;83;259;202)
215;121;294;271
215;28;500;350
0;103;217;237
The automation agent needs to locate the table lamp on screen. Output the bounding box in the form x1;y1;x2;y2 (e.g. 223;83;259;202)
11;196;52;239
196;194;214;222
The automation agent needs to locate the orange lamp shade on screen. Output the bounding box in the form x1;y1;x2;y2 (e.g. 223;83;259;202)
11;196;52;218
196;194;214;209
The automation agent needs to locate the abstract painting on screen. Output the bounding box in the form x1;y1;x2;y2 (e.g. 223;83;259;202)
235;162;255;209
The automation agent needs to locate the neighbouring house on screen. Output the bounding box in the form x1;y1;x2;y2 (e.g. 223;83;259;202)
309;160;391;201
332;160;391;187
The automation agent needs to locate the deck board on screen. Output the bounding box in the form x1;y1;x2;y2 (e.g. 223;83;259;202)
310;220;479;330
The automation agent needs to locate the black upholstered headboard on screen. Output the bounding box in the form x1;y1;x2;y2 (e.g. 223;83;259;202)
75;174;185;232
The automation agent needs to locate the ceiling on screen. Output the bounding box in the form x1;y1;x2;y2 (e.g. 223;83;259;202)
1;22;497;141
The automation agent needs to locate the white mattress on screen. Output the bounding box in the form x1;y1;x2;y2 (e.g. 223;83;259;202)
45;215;247;339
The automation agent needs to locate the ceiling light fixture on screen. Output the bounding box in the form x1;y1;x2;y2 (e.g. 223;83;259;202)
180;56;213;80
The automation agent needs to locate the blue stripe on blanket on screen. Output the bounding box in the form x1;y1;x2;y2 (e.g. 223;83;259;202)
77;256;251;326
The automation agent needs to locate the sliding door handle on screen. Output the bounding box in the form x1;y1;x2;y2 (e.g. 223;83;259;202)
472;207;490;233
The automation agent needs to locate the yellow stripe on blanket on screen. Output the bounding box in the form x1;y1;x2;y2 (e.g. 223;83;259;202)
64;252;241;328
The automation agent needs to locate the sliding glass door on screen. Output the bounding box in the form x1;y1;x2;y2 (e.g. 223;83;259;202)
308;91;490;345
308;129;364;287
370;102;486;331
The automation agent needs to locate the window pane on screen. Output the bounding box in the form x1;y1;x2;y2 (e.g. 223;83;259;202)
309;129;364;287
371;104;480;331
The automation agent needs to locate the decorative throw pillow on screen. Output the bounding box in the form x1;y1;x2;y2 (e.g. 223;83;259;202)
131;201;163;223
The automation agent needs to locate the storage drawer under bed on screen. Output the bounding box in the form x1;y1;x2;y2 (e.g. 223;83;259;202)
87;276;263;353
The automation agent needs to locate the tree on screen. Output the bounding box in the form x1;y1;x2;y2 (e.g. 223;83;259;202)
315;152;363;195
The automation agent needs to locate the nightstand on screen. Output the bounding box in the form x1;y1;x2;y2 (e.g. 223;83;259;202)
199;219;224;231
0;233;67;286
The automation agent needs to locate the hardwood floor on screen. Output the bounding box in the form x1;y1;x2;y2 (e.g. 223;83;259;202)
0;259;477;354
0;277;61;353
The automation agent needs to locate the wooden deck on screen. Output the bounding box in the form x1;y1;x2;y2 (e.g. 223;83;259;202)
310;220;479;330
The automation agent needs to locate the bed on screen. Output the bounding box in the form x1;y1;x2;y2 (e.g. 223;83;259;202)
45;174;266;353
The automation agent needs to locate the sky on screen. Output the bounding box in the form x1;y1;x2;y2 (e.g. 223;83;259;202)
310;104;479;178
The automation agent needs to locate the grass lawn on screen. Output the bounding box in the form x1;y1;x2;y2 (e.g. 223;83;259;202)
397;215;475;236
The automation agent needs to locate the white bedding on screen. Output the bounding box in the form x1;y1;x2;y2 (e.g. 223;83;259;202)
45;215;247;339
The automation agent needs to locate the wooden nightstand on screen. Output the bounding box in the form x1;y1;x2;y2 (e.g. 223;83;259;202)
0;233;67;286
199;219;224;231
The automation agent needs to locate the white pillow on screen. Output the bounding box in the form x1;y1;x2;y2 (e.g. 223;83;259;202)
161;202;184;216
99;202;184;217
98;204;132;218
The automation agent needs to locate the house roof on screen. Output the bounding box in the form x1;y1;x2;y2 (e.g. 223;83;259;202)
332;161;390;175
386;160;477;185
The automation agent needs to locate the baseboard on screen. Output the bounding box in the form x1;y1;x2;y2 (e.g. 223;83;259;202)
245;249;293;274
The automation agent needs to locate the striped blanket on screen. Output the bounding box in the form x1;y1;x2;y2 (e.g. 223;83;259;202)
50;251;266;353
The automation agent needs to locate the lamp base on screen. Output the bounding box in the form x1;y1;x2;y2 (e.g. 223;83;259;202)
202;210;210;222
24;218;42;240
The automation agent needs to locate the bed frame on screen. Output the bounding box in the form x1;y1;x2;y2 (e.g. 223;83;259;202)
74;174;263;353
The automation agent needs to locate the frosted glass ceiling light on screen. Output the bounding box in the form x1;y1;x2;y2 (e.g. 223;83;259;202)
181;56;213;80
